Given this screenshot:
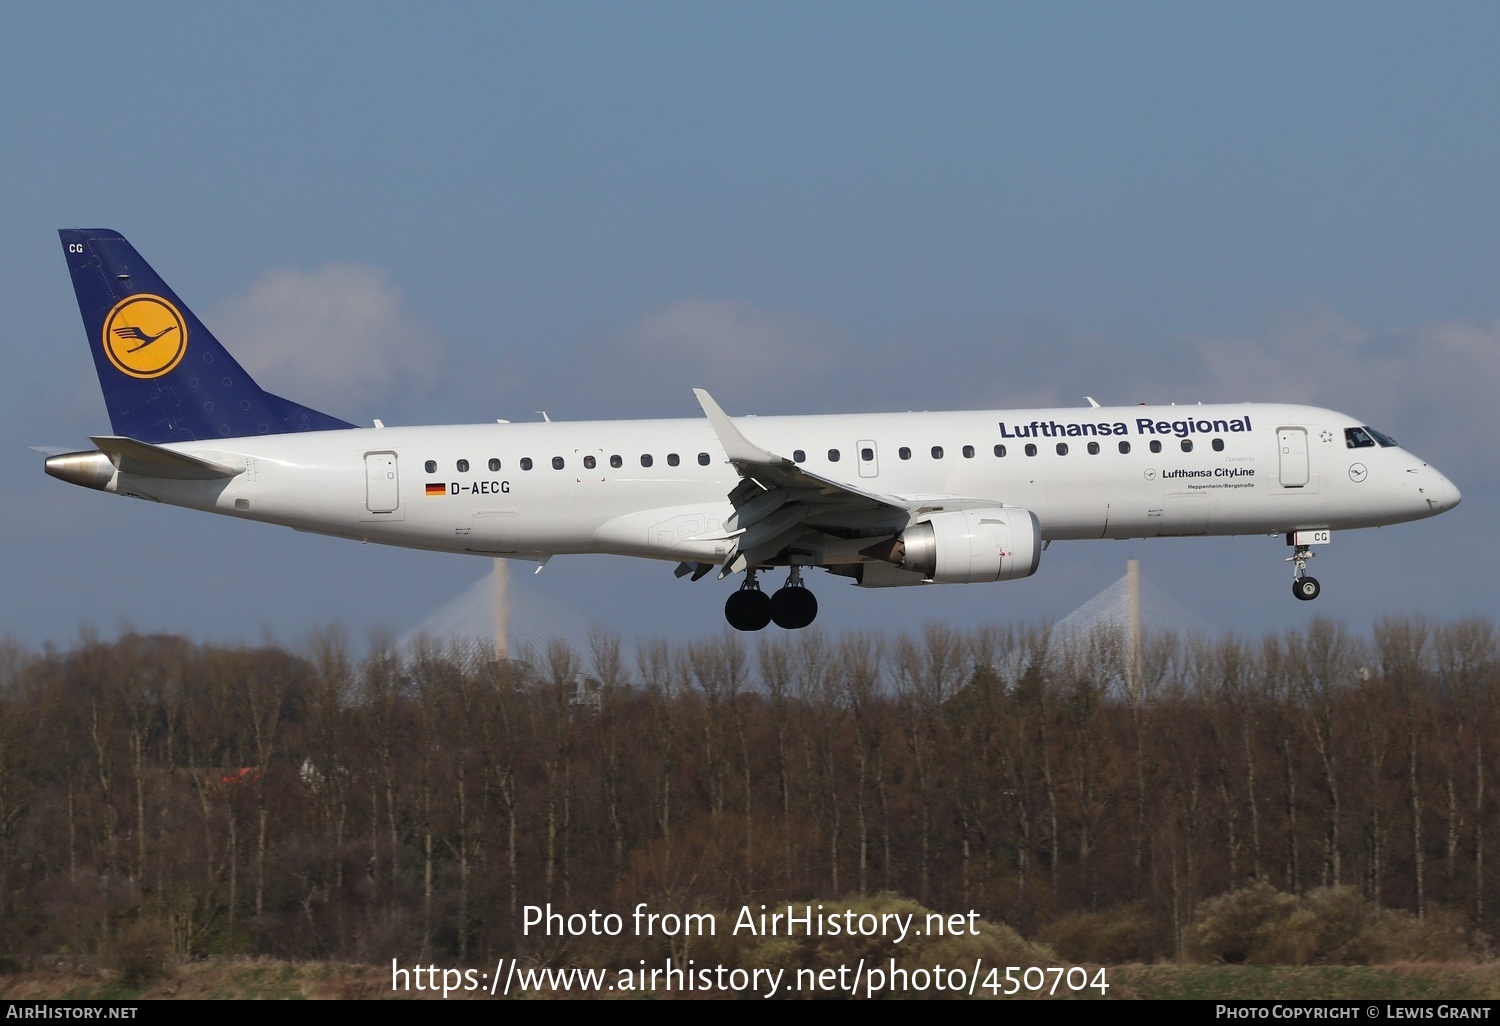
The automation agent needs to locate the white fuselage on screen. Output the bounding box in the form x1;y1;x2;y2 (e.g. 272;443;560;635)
102;402;1459;573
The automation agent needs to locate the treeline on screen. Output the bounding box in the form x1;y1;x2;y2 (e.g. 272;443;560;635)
0;616;1494;965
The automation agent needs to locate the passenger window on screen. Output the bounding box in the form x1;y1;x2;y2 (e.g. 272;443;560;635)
609;455;622;469
1149;440;1162;454
1180;439;1193;453
1025;444;1038;457
488;458;501;472
457;459;469;473
552;456;565;470
994;444;1006;458
1118;441;1131;454
521;458;534;470
793;449;806;463
828;449;840;462
1211;438;1224;452
931;446;944;459
1056;443;1068;456
667;453;680;467
962;445;975;458
641;454;653;468
1087;441;1100;455
583;455;596;469
424;460;436;474
899;447;912;460
698;452;710;466
861;447;874;462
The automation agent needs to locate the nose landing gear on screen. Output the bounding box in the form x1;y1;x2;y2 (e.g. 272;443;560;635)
1287;543;1320;601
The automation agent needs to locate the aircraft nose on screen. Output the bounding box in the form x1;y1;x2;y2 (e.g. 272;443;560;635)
1427;468;1461;512
1440;472;1461;510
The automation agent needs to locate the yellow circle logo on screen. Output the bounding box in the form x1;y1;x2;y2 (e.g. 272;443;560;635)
102;294;187;379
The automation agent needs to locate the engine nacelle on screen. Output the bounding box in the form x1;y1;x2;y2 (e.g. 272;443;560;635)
896;507;1042;584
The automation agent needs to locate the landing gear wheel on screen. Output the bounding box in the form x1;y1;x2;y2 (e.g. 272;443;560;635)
1293;576;1321;601
1285;542;1320;602
770;587;819;629
725;588;772;631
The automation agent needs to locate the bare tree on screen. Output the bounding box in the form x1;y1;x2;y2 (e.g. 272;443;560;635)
1435;619;1497;924
757;635;797;888
840;632;885;896
891;624;964;903
589;630;631;893
1286;618;1358;888
1377;616;1433;918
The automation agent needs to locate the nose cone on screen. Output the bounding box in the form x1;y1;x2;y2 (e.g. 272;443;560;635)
1434;470;1461;512
1416;462;1464;516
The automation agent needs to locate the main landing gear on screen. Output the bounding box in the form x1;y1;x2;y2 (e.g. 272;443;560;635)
724;574;771;631
724;567;819;631
1286;543;1320;601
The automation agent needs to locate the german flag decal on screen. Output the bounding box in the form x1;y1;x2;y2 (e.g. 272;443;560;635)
425;482;446;496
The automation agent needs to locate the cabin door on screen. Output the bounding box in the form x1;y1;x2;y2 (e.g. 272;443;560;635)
1277;428;1309;488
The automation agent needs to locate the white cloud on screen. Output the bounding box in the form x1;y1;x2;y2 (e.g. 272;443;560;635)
558;297;856;415
621;297;848;381
207;264;445;420
1168;304;1500;477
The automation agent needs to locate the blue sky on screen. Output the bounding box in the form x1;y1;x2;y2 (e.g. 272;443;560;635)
3;3;1496;652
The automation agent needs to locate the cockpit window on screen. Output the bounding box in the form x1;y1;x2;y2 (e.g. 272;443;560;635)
1366;426;1399;448
1345;427;1376;449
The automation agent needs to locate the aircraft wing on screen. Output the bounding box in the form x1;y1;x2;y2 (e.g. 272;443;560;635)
695;389;919;575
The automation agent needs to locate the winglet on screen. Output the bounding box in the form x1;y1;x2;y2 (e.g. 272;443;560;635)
694;389;782;464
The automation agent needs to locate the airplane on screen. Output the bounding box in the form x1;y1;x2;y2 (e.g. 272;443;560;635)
44;229;1461;631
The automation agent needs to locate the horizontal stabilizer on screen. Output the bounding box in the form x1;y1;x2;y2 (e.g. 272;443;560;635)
91;436;242;480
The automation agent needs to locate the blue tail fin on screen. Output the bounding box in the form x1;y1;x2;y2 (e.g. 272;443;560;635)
59;229;356;443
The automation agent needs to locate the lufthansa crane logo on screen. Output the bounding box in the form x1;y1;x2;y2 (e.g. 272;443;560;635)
102;294;187;379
